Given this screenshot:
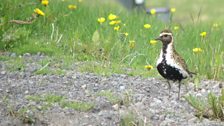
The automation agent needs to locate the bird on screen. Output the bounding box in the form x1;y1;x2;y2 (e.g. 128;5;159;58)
155;29;195;100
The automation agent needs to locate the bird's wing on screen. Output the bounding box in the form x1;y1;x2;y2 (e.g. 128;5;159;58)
174;50;195;76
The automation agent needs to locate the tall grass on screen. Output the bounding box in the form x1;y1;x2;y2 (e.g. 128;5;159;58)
0;0;223;80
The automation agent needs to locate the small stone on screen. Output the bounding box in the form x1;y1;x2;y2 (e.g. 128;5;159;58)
81;84;87;89
201;88;206;93
6;89;10;93
219;83;223;88
93;87;98;92
150;115;160;120
153;98;162;104
36;105;42;110
25;90;29;94
119;85;125;91
196;93;202;97
23;53;31;57
10;53;16;57
37;52;42;56
0;71;6;75
112;104;119;111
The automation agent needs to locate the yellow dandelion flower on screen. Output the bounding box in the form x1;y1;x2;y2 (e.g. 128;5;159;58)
97;17;105;24
149;40;157;45
124;32;129;36
193;48;203;53
144;24;151;29
41;0;49;6
114;26;120;31
129;40;135;48
109;20;121;25
68;5;77;10
213;23;219;28
108;13;117;20
200;32;207;37
174;26;179;30
115;20;121;24
170;8;176;13
34;8;45;16
145;65;153;70
150;9;156;15
109;21;116;25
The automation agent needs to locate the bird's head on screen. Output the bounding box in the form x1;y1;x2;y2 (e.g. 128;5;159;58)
155;29;173;45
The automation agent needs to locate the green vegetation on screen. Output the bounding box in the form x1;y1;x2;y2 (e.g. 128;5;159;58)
26;94;94;111
60;100;94;111
120;111;144;126
0;0;223;80
6;57;25;71
0;55;9;61
185;89;224;121
97;90;121;104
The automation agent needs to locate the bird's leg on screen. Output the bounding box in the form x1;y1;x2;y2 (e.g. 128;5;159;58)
166;80;171;98
178;80;181;100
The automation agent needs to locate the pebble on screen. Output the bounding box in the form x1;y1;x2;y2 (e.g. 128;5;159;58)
5;89;10;93
0;71;6;75
119;85;125;91
112;104;119;111
150;114;160;120
23;53;31;57
81;84;87;89
25;90;29;94
10;53;16;57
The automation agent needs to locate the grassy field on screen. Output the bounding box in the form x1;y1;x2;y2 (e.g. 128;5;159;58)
0;0;223;80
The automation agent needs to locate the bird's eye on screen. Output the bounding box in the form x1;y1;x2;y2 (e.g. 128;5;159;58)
164;35;168;37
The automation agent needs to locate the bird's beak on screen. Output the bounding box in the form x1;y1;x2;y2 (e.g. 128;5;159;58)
155;36;161;41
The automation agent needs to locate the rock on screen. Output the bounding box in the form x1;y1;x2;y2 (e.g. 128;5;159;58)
10;53;16;57
119;85;125;91
81;84;87;89
23;53;31;57
112;104;119;111
219;83;223;88
93;87;98;92
5;89;10;93
150;114;160;120
25;90;29;94
0;71;6;75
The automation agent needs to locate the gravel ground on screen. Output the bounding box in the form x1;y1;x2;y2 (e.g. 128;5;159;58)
0;54;224;126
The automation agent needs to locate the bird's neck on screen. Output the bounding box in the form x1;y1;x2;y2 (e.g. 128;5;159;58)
157;41;176;65
162;42;175;58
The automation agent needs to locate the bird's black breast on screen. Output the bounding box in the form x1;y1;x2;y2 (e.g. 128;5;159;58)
157;62;185;81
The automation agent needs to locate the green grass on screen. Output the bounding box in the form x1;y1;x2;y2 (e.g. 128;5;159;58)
120;111;144;126
26;94;94;111
97;90;121;104
185;89;224;121
0;55;10;61
0;0;223;80
60;101;94;111
6;57;25;71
